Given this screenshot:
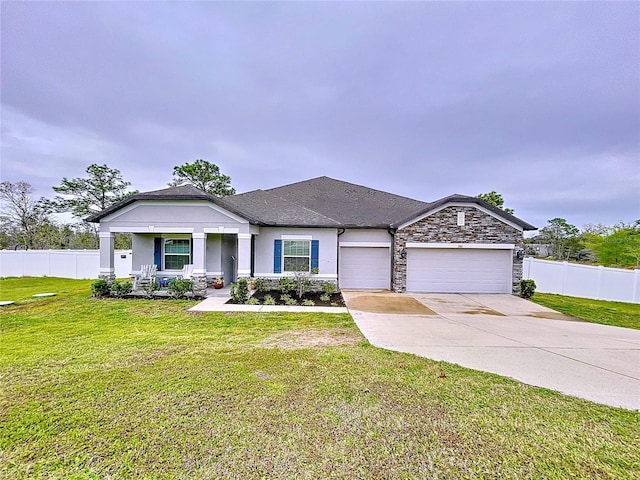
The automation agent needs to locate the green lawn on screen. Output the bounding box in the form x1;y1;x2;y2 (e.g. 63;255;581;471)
1;278;638;479
531;293;640;330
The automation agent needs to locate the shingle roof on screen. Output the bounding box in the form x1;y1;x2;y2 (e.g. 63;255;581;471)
87;177;536;230
216;189;342;227
215;177;429;228
256;176;430;228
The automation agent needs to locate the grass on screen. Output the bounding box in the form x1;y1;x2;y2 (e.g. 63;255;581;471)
1;277;639;479
531;293;640;330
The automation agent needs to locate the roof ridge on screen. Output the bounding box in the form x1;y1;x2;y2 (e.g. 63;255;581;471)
264;176;331;193
267;175;428;204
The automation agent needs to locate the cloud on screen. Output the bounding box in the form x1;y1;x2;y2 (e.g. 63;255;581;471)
1;1;638;230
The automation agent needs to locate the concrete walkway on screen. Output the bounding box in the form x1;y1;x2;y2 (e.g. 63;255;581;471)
343;291;640;410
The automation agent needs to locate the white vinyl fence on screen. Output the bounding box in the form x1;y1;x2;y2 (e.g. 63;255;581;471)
0;250;132;279
523;257;640;304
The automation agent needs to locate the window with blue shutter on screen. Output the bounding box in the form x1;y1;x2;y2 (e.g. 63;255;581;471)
274;239;282;273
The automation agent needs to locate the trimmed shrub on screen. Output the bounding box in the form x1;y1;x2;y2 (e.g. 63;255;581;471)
520;279;537;299
253;277;271;293
230;278;250;304
91;279;111;297
167;278;193;299
277;277;295;295
111;280;132;298
301;299;315;306
247;297;260;305
142;281;159;299
320;293;331;302
322;281;336;295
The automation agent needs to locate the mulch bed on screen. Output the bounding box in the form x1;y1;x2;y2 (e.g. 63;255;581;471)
228;290;346;307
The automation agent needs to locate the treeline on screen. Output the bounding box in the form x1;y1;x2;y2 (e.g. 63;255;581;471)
526;218;640;268
0;160;234;250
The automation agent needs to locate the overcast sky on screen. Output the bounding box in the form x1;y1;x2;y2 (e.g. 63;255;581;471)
1;1;638;231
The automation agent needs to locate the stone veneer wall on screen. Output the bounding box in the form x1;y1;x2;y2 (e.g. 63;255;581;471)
393;206;524;293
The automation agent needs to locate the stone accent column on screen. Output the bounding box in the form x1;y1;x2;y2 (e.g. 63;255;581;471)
191;233;207;297
98;232;115;284
392;233;408;293
191;275;208;297
237;233;252;279
512;245;524;294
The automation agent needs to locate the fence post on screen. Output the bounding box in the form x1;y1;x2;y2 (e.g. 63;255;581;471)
634;269;639;304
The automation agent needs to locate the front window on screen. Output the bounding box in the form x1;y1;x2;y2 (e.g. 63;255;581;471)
164;239;190;270
283;240;310;272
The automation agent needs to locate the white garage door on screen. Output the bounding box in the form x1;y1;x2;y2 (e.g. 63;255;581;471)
339;247;390;289
406;248;512;293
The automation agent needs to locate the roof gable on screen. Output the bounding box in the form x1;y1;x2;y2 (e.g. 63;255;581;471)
395;194;537;231
86;184;253;223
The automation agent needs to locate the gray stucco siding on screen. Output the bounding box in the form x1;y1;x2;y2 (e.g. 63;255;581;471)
393;205;524;293
131;234;154;271
206;235;222;274
253;227;338;278
100;201;249;233
339;229;393;244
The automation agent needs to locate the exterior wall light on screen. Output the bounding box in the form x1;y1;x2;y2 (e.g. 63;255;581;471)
400;248;407;259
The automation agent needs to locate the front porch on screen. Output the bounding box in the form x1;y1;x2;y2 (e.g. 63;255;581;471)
98;230;255;296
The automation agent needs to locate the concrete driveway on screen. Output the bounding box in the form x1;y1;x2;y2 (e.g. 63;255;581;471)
343;291;640;410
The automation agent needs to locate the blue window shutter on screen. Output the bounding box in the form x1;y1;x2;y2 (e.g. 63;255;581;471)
274;239;282;273
154;238;162;270
311;240;319;270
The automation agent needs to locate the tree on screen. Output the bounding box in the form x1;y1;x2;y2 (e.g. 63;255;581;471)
477;191;514;214
539;218;582;260
51;164;137;218
169;159;235;196
591;222;640;268
0;181;52;248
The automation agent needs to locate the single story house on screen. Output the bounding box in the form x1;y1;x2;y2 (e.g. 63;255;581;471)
87;176;536;295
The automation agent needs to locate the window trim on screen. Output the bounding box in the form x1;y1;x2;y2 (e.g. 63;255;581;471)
282;239;311;273
163;238;191;270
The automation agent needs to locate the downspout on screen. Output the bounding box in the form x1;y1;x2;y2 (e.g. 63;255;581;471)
387;227;396;292
337;228;345;290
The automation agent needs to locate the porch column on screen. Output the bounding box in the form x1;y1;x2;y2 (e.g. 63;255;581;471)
237;233;252;278
98;232;115;283
191;233;207;297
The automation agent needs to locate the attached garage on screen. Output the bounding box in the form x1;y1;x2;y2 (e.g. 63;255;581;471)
339;245;391;289
406;245;513;293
